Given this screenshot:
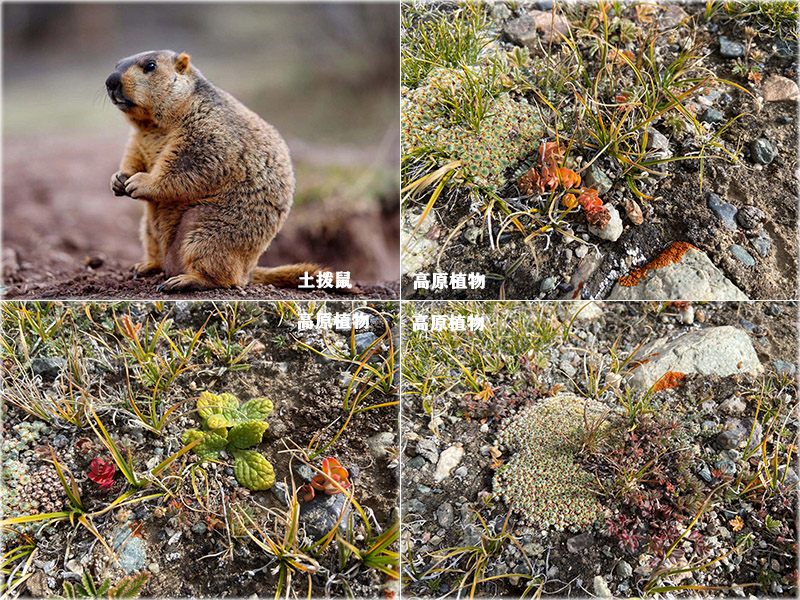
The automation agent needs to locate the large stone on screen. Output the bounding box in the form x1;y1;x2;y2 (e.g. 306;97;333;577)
607;248;748;300
625;326;762;392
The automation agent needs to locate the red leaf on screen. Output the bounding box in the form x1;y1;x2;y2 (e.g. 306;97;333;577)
87;458;115;491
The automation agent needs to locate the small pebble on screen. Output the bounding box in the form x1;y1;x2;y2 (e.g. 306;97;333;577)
751;138;778;165
719;36;745;59
729;244;756;266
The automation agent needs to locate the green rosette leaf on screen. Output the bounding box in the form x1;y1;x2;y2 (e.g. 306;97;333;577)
206;413;233;430
198;391;239;420
228;420;269;449
232;450;275;490
240;397;274;420
182;429;228;461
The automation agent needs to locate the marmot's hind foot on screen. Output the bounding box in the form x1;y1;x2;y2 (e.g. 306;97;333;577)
132;261;163;278
157;272;219;293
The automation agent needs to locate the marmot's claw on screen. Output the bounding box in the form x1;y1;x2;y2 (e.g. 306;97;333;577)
158;274;197;293
111;171;129;196
156;283;167;292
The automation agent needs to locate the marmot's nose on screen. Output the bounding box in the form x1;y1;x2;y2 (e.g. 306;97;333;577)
105;72;121;93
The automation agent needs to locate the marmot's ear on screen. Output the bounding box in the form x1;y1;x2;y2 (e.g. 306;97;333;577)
175;52;191;74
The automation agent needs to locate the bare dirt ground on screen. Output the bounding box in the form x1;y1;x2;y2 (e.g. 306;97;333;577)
3;133;400;300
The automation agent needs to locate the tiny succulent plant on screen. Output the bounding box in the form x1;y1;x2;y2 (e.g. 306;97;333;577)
182;392;275;491
87;458;115;491
300;457;352;502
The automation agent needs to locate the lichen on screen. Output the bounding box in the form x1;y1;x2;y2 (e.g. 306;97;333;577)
618;241;697;287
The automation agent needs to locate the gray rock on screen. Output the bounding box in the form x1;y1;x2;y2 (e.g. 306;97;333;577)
403;498;427;515
112;524;146;574
615;560;633;579
366;432;395;460
567;532;595;553
719;36;745;58
608;247;748;301
491;2;512;22
52;434;69;449
293;464;314;483
406;455;427;470
751;231;772;258
271;482;290;505
736;205;765;230
588;205;623;242
773;360;796;376
436;502;454;528
717;417;763;450
643;127;671;159
698;464;713;482
354;332;379;355
700;108;724;123
625;326;762;392
593;575;613;597
751;138;778;165
416;438;439;464
300;492;353;540
583;165;613;195
504;14;540;47
540;277;556;293
31;357;66;379
730;244;756;267
778;465;798;488
706;192;738;231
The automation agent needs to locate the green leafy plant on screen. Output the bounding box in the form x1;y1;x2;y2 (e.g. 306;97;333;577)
63;571;150;599
182;392;276;491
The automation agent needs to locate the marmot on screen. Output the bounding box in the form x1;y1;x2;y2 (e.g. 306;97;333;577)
105;50;319;291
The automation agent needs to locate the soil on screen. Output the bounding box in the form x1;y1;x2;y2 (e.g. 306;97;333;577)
401;301;798;598
2;301;399;598
2;133;400;300
402;4;798;300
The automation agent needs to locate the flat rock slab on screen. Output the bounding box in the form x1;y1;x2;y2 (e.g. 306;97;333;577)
626;326;762;392
607;247;748;300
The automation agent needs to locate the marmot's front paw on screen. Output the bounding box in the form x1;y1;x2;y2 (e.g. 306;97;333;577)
111;171;129;196
124;172;155;200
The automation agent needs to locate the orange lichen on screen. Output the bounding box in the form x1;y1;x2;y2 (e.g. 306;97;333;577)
653;371;686;392
619;241;698;287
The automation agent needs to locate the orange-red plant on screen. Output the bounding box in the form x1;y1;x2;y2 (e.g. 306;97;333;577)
517;142;612;228
300;457;352;502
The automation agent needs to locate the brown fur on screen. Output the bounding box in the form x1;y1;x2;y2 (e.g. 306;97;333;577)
106;50;320;291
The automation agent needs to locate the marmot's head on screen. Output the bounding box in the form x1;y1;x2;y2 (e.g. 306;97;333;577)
106;50;195;125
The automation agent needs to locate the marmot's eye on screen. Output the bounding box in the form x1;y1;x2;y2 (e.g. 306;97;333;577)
143;61;157;73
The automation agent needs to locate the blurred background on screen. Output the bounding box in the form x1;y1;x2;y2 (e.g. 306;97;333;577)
3;3;400;294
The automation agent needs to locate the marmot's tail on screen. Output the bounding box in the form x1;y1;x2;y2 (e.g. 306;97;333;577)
250;263;320;288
